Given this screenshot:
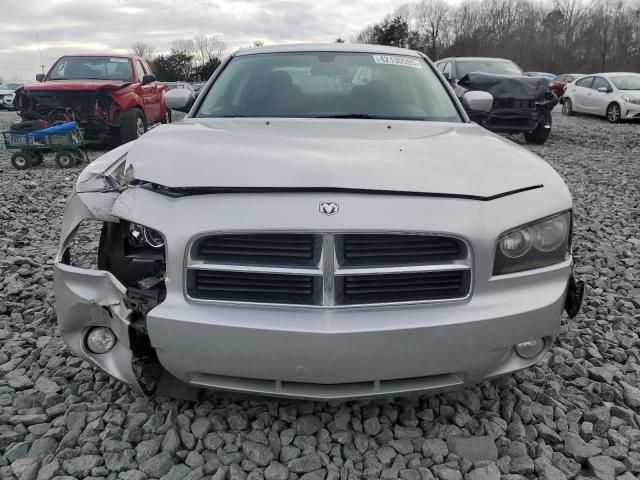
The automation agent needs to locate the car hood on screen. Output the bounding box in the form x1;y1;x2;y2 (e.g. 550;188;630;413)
21;80;129;92
124;118;566;199
459;73;551;101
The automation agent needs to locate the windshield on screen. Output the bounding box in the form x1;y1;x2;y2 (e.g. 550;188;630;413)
609;75;640;91
196;52;460;122
0;83;21;90
48;56;134;81
456;60;523;78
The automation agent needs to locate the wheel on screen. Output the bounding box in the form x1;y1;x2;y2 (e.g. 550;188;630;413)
524;109;552;145
30;150;44;166
161;108;171;124
562;98;574;116
71;149;86;165
11;151;32;170
121;108;147;143
606;103;621;123
55;151;75;169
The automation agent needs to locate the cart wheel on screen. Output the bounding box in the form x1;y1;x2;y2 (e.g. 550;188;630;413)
55;151;75;169
71;149;85;165
11;152;32;170
31;151;44;166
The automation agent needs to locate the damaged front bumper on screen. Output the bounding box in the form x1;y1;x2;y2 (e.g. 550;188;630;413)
54;184;584;400
54;264;143;394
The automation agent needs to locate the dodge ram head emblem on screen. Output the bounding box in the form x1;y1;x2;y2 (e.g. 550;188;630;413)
319;202;339;215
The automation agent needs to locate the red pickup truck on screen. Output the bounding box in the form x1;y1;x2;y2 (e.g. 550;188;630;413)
16;54;168;144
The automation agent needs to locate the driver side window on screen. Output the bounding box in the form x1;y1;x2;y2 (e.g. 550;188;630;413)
591;77;610;91
575;77;593;88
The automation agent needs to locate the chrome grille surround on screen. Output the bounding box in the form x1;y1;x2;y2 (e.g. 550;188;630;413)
185;232;473;308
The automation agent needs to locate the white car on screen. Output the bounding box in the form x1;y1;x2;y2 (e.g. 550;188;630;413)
54;44;583;400
0;82;22;109
562;72;640;123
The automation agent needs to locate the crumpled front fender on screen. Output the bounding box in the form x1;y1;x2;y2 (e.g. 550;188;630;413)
55;190;143;394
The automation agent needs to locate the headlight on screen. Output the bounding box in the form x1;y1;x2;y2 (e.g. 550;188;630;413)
622;96;640;105
76;153;133;192
126;222;165;249
494;212;571;275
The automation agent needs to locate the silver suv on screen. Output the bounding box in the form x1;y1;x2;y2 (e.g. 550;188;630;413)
55;44;583;400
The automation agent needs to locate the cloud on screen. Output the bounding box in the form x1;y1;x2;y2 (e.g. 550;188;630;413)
0;0;407;81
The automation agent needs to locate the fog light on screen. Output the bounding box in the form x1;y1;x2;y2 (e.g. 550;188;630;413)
86;327;116;354
515;339;545;359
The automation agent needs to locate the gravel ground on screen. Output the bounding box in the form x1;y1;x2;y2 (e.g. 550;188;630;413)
0;108;639;480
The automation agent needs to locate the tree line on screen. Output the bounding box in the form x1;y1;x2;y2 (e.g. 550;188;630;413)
131;35;229;82
353;0;640;73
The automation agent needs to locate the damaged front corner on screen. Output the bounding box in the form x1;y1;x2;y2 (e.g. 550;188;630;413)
54;264;144;395
55;190;145;395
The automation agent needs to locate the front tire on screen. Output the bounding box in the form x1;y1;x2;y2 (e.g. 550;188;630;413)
562;98;574;116
524;109;552;145
120;108;147;144
606;103;621;123
55;151;75;169
11;151;32;170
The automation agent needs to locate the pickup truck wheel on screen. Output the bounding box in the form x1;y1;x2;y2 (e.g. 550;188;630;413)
11;152;32;170
524;110;552;145
55;151;75;169
121;109;147;143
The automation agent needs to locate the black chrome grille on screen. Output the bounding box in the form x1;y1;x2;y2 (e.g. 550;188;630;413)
339;234;465;266
188;270;318;304
338;271;471;305
187;233;471;306
192;234;317;266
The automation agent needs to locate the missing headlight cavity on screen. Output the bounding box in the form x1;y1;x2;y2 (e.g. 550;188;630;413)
61;219;103;269
98;220;167;358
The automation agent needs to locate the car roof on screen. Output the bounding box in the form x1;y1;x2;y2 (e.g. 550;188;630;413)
56;53;137;59
591;72;640;77
438;57;513;62
234;43;424;58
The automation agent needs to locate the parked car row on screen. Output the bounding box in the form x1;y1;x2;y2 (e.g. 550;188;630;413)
0;82;24;110
561;72;640;123
434;57;557;144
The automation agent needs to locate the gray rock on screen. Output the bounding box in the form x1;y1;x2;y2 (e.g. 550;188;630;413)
422;439;448;463
140;452;175;478
264;462;289;480
62;455;102;478
467;464;500;480
117;471;147;480
288;454;323;474
447;437;498;462
621;383;640;408
586;456;626;480
562;432;602;463
160;464;191;480
243;442;275;467
27;437;58;461
294;416;323;436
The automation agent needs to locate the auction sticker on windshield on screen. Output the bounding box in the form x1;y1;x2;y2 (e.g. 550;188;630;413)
373;55;422;69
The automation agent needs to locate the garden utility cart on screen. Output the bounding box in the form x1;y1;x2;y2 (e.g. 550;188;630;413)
3;120;88;170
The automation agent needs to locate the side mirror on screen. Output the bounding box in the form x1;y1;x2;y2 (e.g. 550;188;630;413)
36;73;45;82
165;88;194;112
462;91;493;112
142;74;156;85
597;86;610;93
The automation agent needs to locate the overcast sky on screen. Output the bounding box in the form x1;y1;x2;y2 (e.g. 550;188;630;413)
0;0;412;81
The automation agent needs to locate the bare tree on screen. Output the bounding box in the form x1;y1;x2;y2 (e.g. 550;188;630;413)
193;34;227;67
413;0;450;57
131;42;156;61
352;24;376;43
